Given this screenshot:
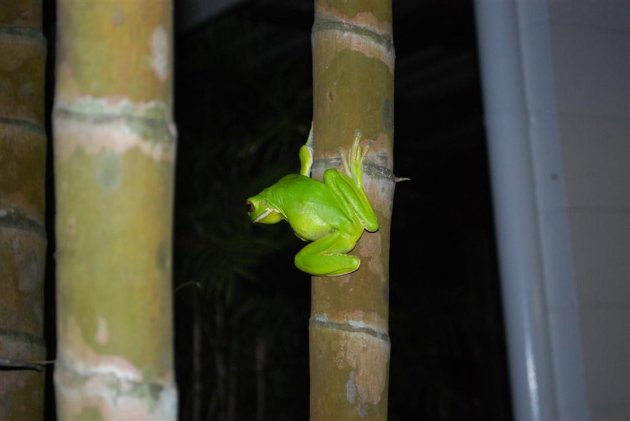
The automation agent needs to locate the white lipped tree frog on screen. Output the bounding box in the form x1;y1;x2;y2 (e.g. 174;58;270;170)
246;128;379;276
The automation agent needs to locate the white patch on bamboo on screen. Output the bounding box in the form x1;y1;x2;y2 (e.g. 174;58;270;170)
316;30;394;75
347;318;387;336
346;370;369;417
55;371;178;420
315;5;392;36
150;26;169;82
342;333;389;407
312;311;388;337
312;311;390;407
59;318;143;381
55;317;177;419
312;313;329;323
347;310;388;334
313;6;395;74
54;98;176;163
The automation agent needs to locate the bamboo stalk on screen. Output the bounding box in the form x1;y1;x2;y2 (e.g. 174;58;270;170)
53;1;177;418
310;0;395;419
0;1;47;419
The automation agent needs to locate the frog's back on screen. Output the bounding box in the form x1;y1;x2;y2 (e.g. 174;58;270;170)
267;173;320;195
271;174;351;240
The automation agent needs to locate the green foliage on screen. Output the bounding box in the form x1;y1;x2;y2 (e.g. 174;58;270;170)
174;15;312;421
175;15;312;301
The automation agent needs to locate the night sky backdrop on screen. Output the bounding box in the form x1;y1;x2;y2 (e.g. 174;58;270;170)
42;1;513;419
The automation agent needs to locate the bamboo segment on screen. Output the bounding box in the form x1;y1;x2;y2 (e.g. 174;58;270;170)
53;1;177;418
0;0;47;419
310;0;395;419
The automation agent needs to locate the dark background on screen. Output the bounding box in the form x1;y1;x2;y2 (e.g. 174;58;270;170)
43;0;513;419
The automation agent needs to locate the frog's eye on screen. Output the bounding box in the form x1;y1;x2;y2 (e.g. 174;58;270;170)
246;200;255;213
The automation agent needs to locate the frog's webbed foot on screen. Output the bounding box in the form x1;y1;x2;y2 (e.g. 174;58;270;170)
340;130;369;188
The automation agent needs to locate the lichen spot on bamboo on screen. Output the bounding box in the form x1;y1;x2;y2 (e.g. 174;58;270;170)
155;241;170;271
112;8;125;26
17;247;41;293
95;150;122;192
344;333;389;407
150;26;169;82
96;317;109;345
345;371;369;417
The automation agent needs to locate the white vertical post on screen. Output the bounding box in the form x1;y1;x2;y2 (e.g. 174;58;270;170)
473;1;557;420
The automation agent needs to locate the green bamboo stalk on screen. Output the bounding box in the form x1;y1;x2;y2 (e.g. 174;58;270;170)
53;1;177;418
310;0;395;419
0;1;47;419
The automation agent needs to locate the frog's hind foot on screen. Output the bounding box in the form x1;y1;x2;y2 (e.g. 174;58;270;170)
340;130;370;187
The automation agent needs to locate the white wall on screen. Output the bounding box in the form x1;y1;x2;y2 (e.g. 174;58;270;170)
475;0;629;419
548;1;629;419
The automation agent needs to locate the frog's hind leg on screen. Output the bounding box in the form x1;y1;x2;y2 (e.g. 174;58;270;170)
295;231;361;276
323;169;379;233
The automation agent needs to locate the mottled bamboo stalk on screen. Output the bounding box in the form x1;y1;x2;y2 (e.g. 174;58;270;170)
0;1;47;419
310;0;395;419
53;1;178;418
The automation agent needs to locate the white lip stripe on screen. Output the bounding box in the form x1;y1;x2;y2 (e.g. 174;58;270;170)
253;209;273;223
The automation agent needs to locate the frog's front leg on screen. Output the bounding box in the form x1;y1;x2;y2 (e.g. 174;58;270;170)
294;230;362;276
298;124;314;177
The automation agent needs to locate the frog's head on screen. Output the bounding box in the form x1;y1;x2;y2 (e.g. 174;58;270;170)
246;195;284;224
